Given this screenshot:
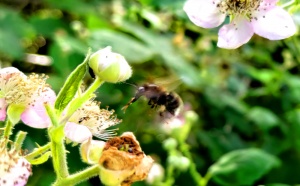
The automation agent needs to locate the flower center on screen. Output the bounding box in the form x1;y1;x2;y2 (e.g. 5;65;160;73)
215;0;262;18
1;73;49;106
71;101;121;140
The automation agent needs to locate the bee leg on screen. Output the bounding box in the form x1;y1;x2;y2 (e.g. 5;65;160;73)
121;97;138;112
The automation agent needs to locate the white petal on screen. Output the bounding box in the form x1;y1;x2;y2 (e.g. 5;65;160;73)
0;98;7;121
20;88;56;128
217;19;254;49
64;122;92;143
183;0;225;28
252;7;296;40
21;107;50;128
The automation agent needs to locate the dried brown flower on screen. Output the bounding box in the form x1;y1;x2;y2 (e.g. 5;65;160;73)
98;132;154;186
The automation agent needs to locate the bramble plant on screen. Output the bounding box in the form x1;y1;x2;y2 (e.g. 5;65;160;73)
0;0;299;185
0;47;153;186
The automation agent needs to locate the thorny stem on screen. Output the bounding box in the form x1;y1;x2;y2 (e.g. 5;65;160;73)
3;119;13;139
45;103;59;128
14;131;27;151
49;125;69;179
52;165;100;186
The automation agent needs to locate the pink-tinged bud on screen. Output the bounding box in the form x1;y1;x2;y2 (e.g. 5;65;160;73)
89;47;132;83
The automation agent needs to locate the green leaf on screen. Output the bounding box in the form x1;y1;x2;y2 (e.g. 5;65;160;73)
88;29;154;63
208;148;280;186
0;7;35;58
247;107;280;131
54;51;90;112
29;151;52;165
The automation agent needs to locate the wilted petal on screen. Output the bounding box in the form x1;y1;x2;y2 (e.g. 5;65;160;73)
80;139;105;164
217;19;254;49
252;6;296;40
0;98;7;121
65;122;92;143
183;0;225;28
20;88;56;128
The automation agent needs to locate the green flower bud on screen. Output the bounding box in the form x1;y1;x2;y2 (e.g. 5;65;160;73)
89;46;132;83
163;138;178;151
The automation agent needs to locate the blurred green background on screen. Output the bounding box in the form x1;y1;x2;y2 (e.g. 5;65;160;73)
0;0;300;185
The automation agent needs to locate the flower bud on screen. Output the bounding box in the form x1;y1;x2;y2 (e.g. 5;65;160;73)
162;138;178;151
89;47;132;83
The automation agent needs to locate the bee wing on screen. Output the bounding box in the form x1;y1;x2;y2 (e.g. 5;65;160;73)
151;75;182;92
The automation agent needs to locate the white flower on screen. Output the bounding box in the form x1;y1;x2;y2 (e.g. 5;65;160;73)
64;100;121;143
184;0;297;49
0;67;56;128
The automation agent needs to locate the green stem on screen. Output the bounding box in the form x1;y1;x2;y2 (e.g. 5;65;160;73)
52;165;100;186
14;131;27;151
165;164;175;186
45;103;59;128
179;142;205;186
49;125;69;178
2;119;13;139
25;142;51;160
62;77;104;122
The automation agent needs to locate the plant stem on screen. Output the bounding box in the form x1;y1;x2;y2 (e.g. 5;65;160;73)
2;119;13;139
52;165;100;186
49;125;69;178
179;142;205;186
14;131;27;151
45;103;59;128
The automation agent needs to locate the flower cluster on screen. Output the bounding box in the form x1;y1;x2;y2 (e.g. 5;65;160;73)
0;47;154;185
184;0;296;49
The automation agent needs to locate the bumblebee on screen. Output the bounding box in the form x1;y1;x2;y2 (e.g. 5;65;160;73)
122;83;182;119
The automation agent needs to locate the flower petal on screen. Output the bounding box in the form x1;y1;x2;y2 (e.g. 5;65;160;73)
217;19;254;49
20;88;56;128
0;98;7;121
65;122;92;143
183;0;225;28
252;7;296;40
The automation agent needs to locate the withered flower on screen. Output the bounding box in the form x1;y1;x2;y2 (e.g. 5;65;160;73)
98;132;154;186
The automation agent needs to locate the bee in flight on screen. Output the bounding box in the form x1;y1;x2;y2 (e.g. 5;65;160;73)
122;83;182;120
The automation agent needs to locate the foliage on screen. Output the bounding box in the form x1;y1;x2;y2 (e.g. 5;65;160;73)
0;0;299;185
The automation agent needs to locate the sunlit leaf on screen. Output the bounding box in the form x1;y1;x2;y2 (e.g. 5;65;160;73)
209;148;281;186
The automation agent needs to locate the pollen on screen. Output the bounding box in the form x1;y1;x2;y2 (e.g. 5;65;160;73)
0;72;50;106
215;0;263;18
71;101;121;140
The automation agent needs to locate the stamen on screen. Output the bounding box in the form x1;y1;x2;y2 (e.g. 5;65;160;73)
215;0;262;18
71;101;121;140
